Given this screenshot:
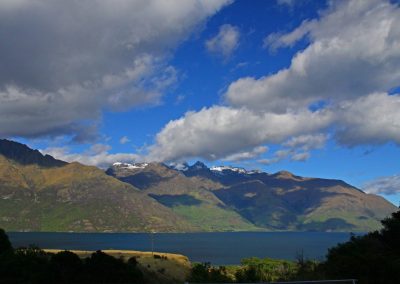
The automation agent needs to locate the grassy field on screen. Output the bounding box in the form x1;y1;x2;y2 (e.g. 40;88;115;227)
44;249;191;283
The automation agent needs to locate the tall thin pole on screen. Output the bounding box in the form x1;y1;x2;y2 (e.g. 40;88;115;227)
150;231;154;256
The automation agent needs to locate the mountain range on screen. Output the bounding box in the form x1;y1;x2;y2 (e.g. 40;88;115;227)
0;139;397;232
107;161;397;232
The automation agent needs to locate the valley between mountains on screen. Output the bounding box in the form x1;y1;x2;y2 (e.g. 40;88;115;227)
0;139;396;232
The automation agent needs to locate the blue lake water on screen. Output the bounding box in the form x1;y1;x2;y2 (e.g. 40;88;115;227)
8;232;355;265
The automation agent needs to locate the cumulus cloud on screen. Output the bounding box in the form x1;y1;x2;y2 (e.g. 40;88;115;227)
283;134;327;151
205;24;240;59
0;0;230;140
291;152;310;162
146;0;400;163
263;20;316;52
258;149;291;165
222;146;268;162
147;106;332;162
363;174;400;195
42;144;141;169
257;134;324;165
259;149;310;164
228;0;400;112
334;93;400;146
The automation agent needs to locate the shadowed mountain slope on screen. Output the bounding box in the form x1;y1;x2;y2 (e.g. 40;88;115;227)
106;162;258;231
0;139;66;167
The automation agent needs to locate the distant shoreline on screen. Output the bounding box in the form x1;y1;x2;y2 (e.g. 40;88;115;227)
6;230;364;234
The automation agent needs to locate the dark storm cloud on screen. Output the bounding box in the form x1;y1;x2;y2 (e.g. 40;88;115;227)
0;0;230;140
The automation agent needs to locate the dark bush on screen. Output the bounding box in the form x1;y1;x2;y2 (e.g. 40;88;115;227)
322;209;400;284
83;250;141;283
189;262;233;283
49;250;83;283
10;246;52;283
0;228;12;255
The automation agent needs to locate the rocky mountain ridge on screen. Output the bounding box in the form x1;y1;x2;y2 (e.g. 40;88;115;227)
0;139;67;168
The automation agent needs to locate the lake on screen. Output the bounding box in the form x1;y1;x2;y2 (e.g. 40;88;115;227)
8;232;355;265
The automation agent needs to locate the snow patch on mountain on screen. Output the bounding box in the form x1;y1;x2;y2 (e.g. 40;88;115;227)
210;165;248;174
113;162;148;169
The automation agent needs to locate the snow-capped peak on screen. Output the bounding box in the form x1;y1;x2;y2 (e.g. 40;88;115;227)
210;165;247;174
112;162;148;169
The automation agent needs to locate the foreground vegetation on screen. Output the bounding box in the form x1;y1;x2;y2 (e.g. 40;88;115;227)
189;209;400;284
0;231;189;283
189;255;320;283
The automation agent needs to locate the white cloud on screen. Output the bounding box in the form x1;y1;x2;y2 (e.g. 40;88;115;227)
256;92;400;164
147;106;332;162
257;149;291;165
363;174;400;195
0;0;230;140
227;0;400;112
257;159;275;165
291;152;310;162
334;93;400;146
42;144;141;169
264;20;316;52
262;134;326;164
87;144;112;155
205;24;240;59
222;146;268;162
119;136;130;145
147;0;400;163
257;136;318;165
283;134;327;151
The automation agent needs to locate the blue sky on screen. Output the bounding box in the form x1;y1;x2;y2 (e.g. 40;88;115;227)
1;0;400;205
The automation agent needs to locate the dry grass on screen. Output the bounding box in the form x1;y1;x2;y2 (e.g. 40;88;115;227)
44;249;191;283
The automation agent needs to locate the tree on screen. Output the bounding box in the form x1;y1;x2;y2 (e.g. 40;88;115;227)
323;209;400;284
50;250;83;283
189;262;233;283
83;250;143;283
0;228;13;254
